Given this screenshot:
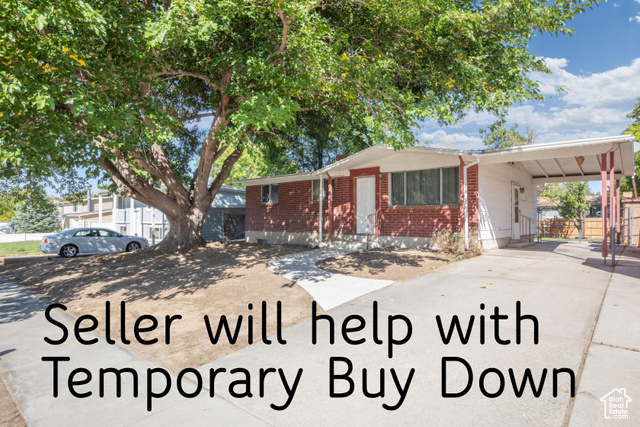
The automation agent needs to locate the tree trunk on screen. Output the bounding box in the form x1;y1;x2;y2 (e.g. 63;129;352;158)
155;206;209;252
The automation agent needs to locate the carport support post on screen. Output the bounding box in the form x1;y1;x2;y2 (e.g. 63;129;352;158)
318;177;323;246
616;179;621;245
610;152;615;265
601;153;608;261
610;152;615;250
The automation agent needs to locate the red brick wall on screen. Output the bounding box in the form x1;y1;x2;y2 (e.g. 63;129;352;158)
246;164;479;238
245;181;333;233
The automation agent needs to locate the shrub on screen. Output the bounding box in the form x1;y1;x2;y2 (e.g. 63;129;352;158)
432;227;482;260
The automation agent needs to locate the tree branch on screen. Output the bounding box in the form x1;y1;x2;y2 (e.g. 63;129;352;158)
208;146;245;198
271;9;291;57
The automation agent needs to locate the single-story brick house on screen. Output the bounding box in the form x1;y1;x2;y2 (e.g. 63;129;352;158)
243;135;635;250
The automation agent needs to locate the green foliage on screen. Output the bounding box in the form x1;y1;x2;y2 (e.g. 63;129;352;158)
481;120;537;149
212;143;299;187
12;196;60;233
537;183;562;198
1;0;597;177
554;182;590;236
620;97;640;194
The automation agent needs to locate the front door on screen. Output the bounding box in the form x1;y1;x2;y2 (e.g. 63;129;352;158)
356;176;376;234
512;182;520;240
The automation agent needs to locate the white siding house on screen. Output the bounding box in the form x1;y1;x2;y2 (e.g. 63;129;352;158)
59;187;246;244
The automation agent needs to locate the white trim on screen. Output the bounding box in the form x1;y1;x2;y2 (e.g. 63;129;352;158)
240;135;635;187
532;173;623;184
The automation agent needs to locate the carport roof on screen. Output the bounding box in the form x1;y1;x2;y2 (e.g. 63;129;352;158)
241;134;635;185
476;135;636;184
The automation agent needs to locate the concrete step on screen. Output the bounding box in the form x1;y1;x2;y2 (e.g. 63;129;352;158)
329;235;380;250
508;238;528;244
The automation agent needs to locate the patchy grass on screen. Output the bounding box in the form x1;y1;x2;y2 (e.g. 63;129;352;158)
0;242;319;372
539;237;602;243
316;247;457;281
0;241;42;258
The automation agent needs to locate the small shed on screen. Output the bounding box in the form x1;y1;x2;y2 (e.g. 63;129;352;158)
202;186;246;242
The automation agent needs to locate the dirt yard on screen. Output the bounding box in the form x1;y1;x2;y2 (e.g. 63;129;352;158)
0;377;25;427
316;247;456;281
1;242;317;372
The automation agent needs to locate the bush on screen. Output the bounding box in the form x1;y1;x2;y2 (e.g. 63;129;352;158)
432;227;482;260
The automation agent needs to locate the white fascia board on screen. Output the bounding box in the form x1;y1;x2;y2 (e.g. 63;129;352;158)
240;172;315;186
532;173;624;184
478;135;635;165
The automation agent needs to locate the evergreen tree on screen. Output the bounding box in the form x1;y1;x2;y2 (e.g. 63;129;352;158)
12;190;61;233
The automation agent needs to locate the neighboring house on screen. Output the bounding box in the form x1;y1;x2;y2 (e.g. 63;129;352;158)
59;186;246;243
242;135;635;250
537;195;603;219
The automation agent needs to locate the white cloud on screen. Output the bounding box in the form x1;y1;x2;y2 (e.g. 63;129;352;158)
415;57;639;146
416;130;482;150
630;15;640;23
613;3;620;7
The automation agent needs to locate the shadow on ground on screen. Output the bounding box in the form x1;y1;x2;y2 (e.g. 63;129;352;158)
0;242;305;304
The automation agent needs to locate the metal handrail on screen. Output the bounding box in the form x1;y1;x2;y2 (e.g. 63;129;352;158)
365;212;376;250
519;213;536;243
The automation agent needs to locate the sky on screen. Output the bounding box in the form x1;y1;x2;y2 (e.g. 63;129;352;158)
415;0;640;151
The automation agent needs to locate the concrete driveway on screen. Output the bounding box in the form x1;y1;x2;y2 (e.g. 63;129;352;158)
201;242;640;426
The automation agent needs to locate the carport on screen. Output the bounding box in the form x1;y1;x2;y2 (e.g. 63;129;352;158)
478;135;636;263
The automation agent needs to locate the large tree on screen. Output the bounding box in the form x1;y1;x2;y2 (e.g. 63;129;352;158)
481;120;537;149
621;97;640;195
0;0;596;251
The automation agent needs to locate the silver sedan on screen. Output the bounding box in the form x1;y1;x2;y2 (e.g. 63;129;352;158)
40;228;149;258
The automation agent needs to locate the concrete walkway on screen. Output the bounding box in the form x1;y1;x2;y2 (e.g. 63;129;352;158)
204;242;640;426
267;248;395;310
0;278;267;427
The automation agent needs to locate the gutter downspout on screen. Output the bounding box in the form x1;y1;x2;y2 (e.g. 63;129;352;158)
461;157;480;250
327;173;333;243
318;177;323;246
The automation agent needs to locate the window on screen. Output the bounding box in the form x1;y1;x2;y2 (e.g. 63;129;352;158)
74;229;97;237
119;225;127;234
117;196;129;209
98;229;118;237
261;184;278;204
312;179;331;202
73;204;78;212
153;227;162;240
133;199;145;208
390;166;459;206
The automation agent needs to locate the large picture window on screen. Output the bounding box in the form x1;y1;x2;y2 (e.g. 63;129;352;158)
390;167;459;206
261;184;278;204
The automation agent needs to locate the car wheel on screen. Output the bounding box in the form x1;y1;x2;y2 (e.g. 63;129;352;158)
126;242;141;252
60;244;78;258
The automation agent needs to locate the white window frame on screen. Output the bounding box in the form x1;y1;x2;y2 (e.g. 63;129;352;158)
389;166;460;207
261;184;278;204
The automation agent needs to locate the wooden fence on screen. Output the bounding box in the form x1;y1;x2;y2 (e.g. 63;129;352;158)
539;211;640;245
538;218;603;240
